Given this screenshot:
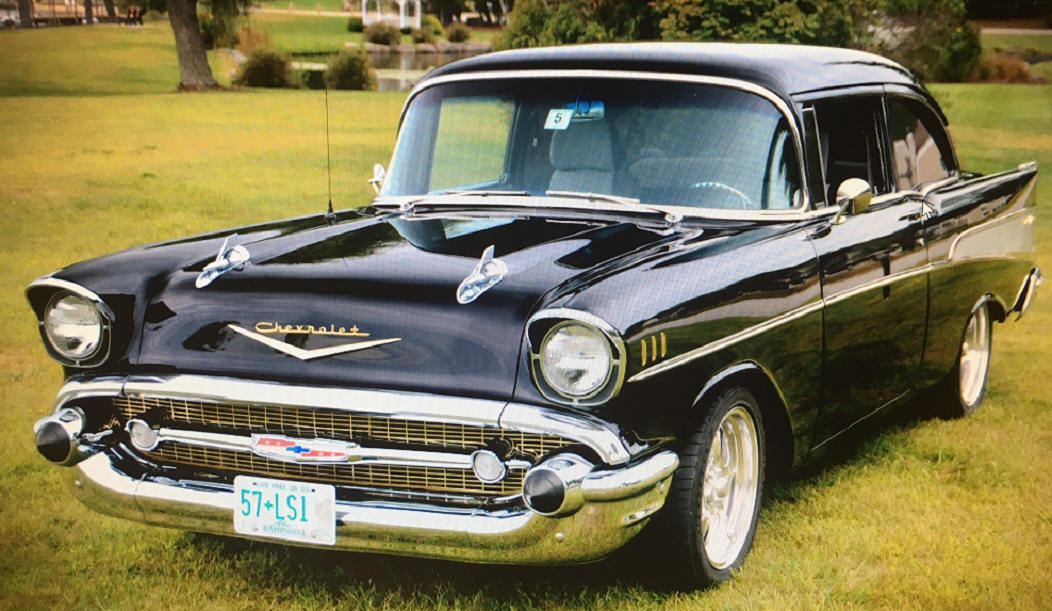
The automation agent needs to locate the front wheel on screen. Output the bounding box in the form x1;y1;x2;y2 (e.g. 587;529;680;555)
940;303;993;418
665;386;766;588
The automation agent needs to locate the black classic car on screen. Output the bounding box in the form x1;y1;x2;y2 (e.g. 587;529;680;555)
28;43;1040;588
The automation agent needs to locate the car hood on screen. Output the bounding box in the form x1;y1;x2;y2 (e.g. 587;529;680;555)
105;208;691;400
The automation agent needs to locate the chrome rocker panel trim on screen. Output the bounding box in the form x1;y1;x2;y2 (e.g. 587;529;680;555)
68;449;678;565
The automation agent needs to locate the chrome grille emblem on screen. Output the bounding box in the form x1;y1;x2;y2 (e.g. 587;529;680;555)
250;434;359;464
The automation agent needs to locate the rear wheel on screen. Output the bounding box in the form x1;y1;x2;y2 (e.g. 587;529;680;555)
940;303;992;418
666;386;765;588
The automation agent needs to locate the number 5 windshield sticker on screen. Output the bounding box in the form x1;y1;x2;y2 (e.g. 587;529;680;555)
544;108;574;130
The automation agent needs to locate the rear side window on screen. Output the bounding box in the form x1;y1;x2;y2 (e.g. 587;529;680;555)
887;99;953;190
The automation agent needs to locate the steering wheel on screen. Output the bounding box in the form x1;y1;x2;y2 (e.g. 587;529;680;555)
690;181;754;209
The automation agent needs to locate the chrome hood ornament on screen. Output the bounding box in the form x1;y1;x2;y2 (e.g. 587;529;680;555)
196;235;251;289
227;324;401;361
456;245;508;304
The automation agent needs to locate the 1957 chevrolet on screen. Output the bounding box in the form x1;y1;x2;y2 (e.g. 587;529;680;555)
28;43;1040;588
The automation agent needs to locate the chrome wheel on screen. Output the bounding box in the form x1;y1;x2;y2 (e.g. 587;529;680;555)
958;305;991;408
700;405;760;570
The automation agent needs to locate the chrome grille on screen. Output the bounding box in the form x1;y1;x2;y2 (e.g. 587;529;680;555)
113;396;573;457
147;443;526;497
112;395;574;499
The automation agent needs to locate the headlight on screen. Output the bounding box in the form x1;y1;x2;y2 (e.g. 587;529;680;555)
43;293;104;362
539;322;612;397
528;309;626;406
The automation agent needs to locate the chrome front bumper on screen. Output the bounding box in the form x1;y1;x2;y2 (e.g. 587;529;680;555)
68;449;678;564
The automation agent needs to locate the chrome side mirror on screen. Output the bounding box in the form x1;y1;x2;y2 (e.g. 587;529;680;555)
369;163;386;194
833;178;873;224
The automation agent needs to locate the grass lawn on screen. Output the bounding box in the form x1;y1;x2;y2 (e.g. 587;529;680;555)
981;31;1052;54
250;11;365;53
1;23;1051;609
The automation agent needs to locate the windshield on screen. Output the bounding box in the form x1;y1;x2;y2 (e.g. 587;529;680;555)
383;77;802;212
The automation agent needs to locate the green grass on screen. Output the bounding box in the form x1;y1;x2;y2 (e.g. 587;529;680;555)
250;11;365;53
1;26;1051;609
257;0;347;12
981;31;1052;55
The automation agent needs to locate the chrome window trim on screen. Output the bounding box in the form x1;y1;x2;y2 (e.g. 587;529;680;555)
55;375;634;466
394;69;812;217
26;277;115;368
525;308;628;410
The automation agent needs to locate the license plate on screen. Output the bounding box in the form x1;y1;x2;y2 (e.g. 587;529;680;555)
233;476;336;546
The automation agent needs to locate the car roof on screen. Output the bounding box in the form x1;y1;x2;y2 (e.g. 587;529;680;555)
424;42;940;119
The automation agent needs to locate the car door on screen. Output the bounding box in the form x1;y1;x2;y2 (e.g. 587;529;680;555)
884;92;1040;389
806;95;929;450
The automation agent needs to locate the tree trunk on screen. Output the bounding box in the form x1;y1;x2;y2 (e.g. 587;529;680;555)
167;0;219;91
83;0;92;24
102;0;115;18
17;0;33;27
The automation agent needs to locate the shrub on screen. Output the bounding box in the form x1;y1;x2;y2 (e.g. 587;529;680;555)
446;21;471;43
324;47;378;90
969;51;1034;83
298;68;326;90
233;48;298;88
364;21;401;46
399;25;412;35
410;27;436;44
236;27;271;55
421;13;443;37
346;16;363;32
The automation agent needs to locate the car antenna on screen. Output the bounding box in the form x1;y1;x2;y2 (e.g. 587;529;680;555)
324;87;336;224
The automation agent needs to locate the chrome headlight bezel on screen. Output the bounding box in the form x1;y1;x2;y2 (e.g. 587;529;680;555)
527;309;626;407
29;278;114;368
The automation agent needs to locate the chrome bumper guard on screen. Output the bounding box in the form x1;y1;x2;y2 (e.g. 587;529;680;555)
68;448;678;564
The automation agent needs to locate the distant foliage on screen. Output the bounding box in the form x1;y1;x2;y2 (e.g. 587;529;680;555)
324;48;378;90
347;16;364;32
234;48;298;88
198;13;238;49
653;0;876;47
502;0;662;49
421;14;444;37
875;0;982;82
236;27;271;55
965;0;1050;18
446;21;472;43
411;27;437;44
364;21;402;46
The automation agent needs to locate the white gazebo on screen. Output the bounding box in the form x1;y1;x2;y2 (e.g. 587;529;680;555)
362;0;420;30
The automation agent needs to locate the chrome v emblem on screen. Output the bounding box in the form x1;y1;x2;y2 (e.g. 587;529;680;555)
227;324;400;361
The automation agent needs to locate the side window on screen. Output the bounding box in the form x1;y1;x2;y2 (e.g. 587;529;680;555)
887;99;952;191
813;97;888;204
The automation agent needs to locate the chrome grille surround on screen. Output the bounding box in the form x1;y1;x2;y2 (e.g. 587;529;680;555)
81;374;633;502
113;396;574;459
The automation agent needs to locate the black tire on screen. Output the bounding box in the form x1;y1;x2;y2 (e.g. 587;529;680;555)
665;386;766;589
939;303;992;419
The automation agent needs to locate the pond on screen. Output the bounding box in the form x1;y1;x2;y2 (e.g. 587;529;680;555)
292;50;487;91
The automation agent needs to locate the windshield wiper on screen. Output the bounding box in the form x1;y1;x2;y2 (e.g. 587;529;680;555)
545;190;641;206
545;190;682;231
445;189;531;197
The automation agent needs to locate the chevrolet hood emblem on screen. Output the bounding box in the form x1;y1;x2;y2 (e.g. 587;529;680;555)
227;324;400;361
